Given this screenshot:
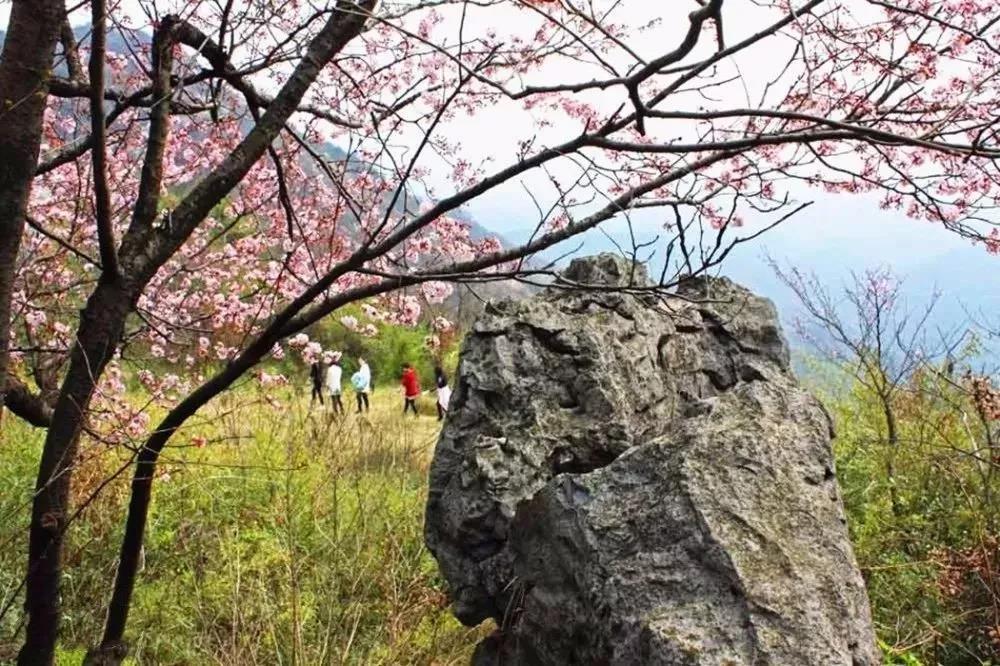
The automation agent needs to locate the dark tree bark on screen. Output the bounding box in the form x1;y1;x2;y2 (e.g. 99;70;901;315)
18;12;179;662
19;11;183;657
89;6;377;661
10;3;377;663
3;376;53;427
18;281;133;666
88;0;121;279
883;396;904;519
0;0;62;425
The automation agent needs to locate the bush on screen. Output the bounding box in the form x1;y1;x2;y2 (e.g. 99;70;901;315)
812;361;1000;664
303;307;458;390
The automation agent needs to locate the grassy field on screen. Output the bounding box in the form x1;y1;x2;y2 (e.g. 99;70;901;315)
1;371;995;664
0;387;486;664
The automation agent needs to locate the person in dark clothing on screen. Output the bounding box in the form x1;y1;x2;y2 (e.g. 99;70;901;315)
401;362;420;416
310;361;324;406
434;365;451;421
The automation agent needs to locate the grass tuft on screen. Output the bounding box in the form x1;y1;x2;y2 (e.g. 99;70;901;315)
0;388;487;664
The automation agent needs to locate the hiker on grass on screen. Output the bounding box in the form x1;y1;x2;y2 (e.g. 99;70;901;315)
309;361;324;407
352;357;371;414
401;363;420;416
326;352;344;415
434;365;451;422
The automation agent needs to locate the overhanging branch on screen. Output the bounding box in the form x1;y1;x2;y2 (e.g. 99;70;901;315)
88;0;120;280
4;375;53;428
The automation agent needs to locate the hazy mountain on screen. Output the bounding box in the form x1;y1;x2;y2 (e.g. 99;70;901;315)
2;26;506;247
473;192;1000;359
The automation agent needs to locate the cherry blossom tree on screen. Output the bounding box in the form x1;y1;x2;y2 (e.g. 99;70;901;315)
2;0;1000;663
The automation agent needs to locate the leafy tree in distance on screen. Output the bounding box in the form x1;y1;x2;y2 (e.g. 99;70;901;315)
774;262;1000;661
770;262;964;517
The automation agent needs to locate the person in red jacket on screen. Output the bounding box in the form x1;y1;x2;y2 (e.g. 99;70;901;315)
400;363;421;416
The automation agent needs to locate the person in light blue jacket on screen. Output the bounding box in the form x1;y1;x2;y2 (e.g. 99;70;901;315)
351;357;371;413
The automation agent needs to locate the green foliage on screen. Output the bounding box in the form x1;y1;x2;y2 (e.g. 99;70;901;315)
304;307;457;389
364;322;437;388
812;360;1000;665
0;394;483;664
879;640;925;666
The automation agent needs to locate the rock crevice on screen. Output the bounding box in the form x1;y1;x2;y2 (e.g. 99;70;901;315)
425;254;879;665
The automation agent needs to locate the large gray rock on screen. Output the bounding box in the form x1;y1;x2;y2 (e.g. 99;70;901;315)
425;254;879;665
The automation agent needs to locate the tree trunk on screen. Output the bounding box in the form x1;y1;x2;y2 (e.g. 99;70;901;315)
92;296;300;662
883;400;904;520
0;0;62;418
18;281;132;666
87;4;378;661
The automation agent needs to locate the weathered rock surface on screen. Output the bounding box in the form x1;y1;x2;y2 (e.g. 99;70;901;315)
424;254;879;665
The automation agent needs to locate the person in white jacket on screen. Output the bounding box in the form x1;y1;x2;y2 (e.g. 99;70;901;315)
433;365;451;421
325;352;344;415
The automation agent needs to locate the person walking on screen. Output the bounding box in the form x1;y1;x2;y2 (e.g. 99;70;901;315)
309;361;324;407
401;362;420;416
434;365;451;421
326;352;344;415
352;357;371;414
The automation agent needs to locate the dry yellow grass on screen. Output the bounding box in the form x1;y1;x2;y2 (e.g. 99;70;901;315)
0;386;489;664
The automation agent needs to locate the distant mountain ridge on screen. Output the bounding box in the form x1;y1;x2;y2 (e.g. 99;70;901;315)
1;26;507;248
473;195;1000;361
4;25;529;322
